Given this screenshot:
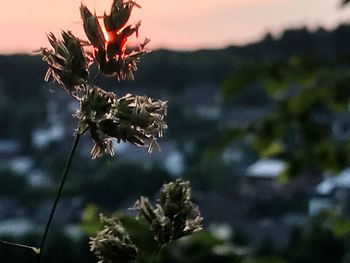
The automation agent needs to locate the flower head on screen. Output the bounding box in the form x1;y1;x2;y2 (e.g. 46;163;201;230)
38;1;165;159
77;86;167;159
80;4;106;49
38;31;89;94
135;179;203;245
90;214;138;263
103;0;140;32
80;0;149;80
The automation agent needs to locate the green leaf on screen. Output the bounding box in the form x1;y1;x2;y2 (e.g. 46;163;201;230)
80;204;102;235
260;141;284;158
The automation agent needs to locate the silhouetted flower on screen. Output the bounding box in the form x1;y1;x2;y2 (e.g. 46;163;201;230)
39;1;166;159
38;31;89;94
135;179;203;245
76;86;167;158
80;4;106;50
90;214;138;263
80;0;149;80
103;0;140;32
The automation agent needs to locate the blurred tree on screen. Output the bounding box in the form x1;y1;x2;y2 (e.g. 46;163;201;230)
284;213;347;263
216;55;350;178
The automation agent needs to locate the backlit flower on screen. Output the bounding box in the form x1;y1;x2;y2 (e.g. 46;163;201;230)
80;0;149;80
80;4;106;50
90;214;138;263
76;86;167;159
135;180;203;245
38;31;89;94
103;0;140;32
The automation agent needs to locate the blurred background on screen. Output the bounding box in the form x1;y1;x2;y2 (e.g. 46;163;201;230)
2;0;350;262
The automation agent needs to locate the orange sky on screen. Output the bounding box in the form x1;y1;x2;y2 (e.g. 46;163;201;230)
1;0;350;53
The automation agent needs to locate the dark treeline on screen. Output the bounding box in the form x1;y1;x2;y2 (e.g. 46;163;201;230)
2;23;350;94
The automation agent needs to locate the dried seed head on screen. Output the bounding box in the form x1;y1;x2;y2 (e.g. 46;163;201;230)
104;0;141;32
90;214;138;263
39;1;161;159
135;179;203;245
38;31;89;94
76;86;167;158
81;0;149;80
99;37;150;81
80;4;106;49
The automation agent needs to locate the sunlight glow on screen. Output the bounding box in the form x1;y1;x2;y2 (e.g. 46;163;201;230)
100;21;110;43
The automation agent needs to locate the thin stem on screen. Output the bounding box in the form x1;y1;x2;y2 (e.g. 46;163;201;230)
152;244;164;263
0;240;39;254
37;134;81;263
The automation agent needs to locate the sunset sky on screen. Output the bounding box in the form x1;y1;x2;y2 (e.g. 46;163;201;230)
1;0;350;53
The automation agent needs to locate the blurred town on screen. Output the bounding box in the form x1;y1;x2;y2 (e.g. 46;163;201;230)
2;24;350;262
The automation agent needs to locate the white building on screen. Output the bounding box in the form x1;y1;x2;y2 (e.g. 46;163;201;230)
309;168;350;215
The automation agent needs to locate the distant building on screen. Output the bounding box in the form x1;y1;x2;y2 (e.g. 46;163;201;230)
247;159;286;179
238;159;287;201
309;168;350;215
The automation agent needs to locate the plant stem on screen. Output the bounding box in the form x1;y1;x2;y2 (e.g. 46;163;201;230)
152;244;164;263
37;134;81;263
0;240;39;254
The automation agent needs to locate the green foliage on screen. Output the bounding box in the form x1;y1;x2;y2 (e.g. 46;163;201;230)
82;179;203;262
221;66;262;98
117;215;159;262
219;55;350;178
311;211;350;238
284;213;348;263
81;206;159;262
81;207;245;263
332;218;350;238
167;231;243;263
184;157;234;192
80;204;103;236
